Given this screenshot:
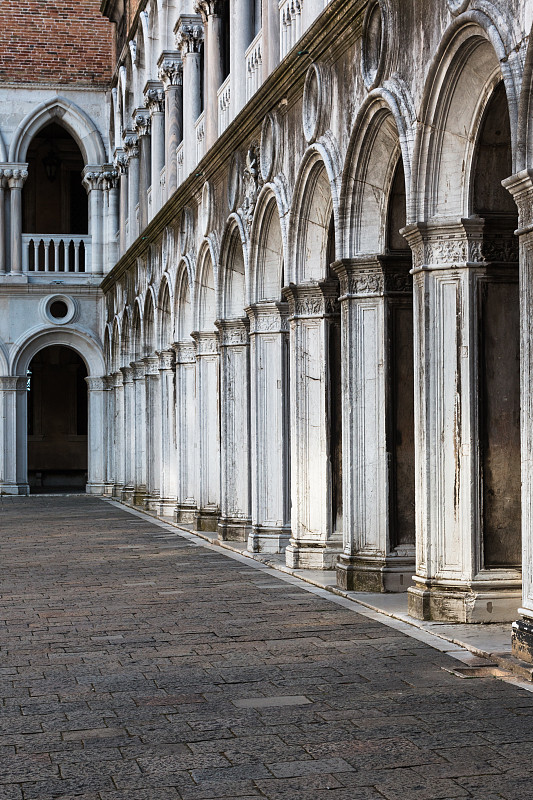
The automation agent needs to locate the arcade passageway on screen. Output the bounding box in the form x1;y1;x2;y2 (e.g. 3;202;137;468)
1;495;533;800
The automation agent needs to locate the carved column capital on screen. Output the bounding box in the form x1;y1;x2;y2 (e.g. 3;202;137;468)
112;370;124;388
158;51;183;88
131;361;146;380
99;166;119;191
134;108;151;138
123;131;139;161
215;317;250;346
5;165;29;190
331;256;413;297
191;330;219;356
157;349;176;370
282;280;340;318
85;376;108;391
0;376;27;391
120;365;133;382
144;81;165;113
143;355;160;376
175;16;204;55
82;166;104;193
503;169;533;232
194;0;226;19
245;301;290;334
172;340;196;363
114;149;128;175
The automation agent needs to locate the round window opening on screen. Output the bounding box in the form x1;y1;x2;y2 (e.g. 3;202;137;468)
49;300;69;319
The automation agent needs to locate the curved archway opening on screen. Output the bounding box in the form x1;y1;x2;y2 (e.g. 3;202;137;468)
27;345;88;492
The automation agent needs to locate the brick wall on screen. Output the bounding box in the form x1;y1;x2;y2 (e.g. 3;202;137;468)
1;1;113;85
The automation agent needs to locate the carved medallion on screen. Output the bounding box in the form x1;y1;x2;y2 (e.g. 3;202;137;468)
228;151;242;213
302;63;330;144
260;111;279;182
201;181;213;236
361;0;387;90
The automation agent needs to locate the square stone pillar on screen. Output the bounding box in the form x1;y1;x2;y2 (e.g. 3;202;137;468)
191;331;220;532
173;341;198;522
216;318;251;541
85;377;107;495
103;375;115;496
246;301;291;553
403;217;521;622
0;376;29;495
332;256;415;591
143;355;161;511
157;349;178;516
504;170;533;661
283;281;343;570
112;371;125;497
119;366;135;503
131;361;147;505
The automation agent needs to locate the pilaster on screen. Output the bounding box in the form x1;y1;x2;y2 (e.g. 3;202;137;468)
216;318;252;541
85;377;107;494
142;355;161;511
157;349;178;516
0;376;29;495
246;301;291;553
191;330;220;532
131;360;147;505
112;370;126;496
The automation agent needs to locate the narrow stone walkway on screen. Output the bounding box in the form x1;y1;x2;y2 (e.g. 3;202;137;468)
1;496;533;800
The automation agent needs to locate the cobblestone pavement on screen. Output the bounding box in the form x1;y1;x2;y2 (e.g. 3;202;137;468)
1;495;533;800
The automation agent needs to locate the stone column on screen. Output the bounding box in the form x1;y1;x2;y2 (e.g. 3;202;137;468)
112;370;126;497
82;167;104;274
143;355;161;511
158;348;178;516
216;318;251;541
402;217;521;622
262;0;279;79
332;257;415;591
158;52;183;199
103;375;115;495
123;132;140;247
191;331;220;531
0;169;7;274
114;150;128;257
120;365;135;503
85;377;107;494
283;281;342;569
176;17;204;177
134;109;151;232
195;0;225;150
0;376;29;495
173;341;197;522
145;82;165;218
131;360;147;505
7;166;28;275
246;301;291;553
100;168;119;273
504;170;533;662
230;0;253;117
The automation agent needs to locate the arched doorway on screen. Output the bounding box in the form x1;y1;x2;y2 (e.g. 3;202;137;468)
27;345;88;492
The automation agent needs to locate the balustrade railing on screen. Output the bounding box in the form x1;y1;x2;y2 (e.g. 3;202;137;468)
279;0;302;58
245;32;263;102
22;234;91;274
195;112;205;164
217;75;232;135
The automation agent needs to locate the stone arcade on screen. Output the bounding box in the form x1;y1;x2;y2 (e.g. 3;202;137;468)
2;0;533;662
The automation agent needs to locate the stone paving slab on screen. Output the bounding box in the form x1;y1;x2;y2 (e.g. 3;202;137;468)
1;495;533;799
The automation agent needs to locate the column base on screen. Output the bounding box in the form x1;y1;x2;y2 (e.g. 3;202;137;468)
0;483;29;495
86;482;106;495
133;487;146;506
174;503;196;524
195;508;219;532
408;581;522;623
103;482;114;497
247;526;290;554
336;553;415;592
512;615;533;664
158;497;178;517
121;486;135;504
143;493;160;513
113;483;124;499
285;538;343;570
218;517;252;542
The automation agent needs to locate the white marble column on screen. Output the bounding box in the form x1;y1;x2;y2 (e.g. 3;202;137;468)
7;167;28;275
82;167;104;275
158;349;178;516
85;376;107;494
120;365;135;502
403;217;521;622
0;169;7;274
283;281;342;570
114;150;128;257
216;318;251;541
112;370;126;497
195;0;225;150
504;170;533;662
134;110;151;232
143;355;161;511
173;341;197;522
145;83;165;218
104;375;115;495
158;52;183;199
123;133;140;247
230;0;253;117
101;168;119;272
262;0;279;78
0;376;29;495
191;331;220;531
176;18;203;177
131;360;147;505
246;301;291;553
332;257;415;591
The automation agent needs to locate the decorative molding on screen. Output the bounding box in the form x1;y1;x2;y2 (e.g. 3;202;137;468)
157;349;175;370
331;257;412;297
131;361;146;380
192;331;219;355
172;340;196;363
143;355;160;376
215;318;250;346
361;0;388;90
0;376;27;391
246;302;290;334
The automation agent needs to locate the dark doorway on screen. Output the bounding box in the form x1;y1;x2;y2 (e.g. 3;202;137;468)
27;346;88;492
